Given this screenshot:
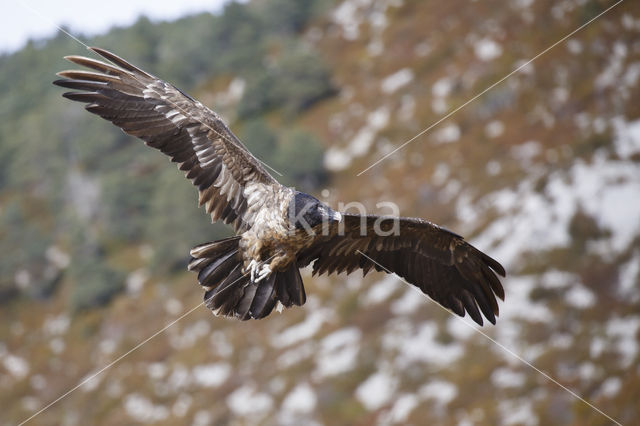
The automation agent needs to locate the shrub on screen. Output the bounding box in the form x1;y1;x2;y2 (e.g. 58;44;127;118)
275;129;327;190
70;256;125;312
238;47;335;118
145;168;230;273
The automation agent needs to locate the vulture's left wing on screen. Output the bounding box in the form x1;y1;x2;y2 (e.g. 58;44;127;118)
298;214;505;325
54;47;279;232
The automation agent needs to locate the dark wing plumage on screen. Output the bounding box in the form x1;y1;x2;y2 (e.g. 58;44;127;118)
298;214;506;325
54;47;278;232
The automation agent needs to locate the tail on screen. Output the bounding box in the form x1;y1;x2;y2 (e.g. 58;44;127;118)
188;237;306;320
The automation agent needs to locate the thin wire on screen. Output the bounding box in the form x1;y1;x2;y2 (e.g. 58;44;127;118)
355;250;623;426
356;0;625;176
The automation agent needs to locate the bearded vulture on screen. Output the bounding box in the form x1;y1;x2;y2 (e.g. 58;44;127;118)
54;47;506;326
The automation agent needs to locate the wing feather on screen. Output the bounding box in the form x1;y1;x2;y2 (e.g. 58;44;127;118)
299;214;505;326
55;47;280;232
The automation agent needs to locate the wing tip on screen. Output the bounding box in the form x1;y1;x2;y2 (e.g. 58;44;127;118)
469;311;484;326
88;46;106;56
87;46;152;77
486;253;506;277
52;78;67;87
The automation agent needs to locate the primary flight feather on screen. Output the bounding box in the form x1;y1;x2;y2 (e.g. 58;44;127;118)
55;47;505;326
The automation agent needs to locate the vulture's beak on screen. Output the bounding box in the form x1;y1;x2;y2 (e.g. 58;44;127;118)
330;210;342;223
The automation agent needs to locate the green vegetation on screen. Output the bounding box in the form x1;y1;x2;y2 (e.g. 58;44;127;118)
238;45;336;118
69;254;125;312
240;120;327;190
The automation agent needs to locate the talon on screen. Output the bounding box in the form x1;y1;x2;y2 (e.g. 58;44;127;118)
255;264;272;283
247;259;259;282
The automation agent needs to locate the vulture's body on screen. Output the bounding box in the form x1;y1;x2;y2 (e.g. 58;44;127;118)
55;47;506;325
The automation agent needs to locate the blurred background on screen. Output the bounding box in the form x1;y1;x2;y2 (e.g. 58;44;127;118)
1;0;638;424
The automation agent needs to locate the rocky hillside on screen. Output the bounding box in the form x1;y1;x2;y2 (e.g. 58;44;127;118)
1;0;639;425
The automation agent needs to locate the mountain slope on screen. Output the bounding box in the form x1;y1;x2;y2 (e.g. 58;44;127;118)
0;0;639;425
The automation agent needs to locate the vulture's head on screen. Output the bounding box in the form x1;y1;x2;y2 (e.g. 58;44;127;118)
290;192;342;231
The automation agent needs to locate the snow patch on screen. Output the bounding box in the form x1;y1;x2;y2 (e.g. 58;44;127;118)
485;120;505;138
433;123;461;144
333;0;369;40
324;147;352;171
355;370;397;410
124;393;169;423
618;251;640;301
126;269;148;295
282;383;317;414
419;379;458;407
566;39;583;55
382;393;419;423
598;377;622;398
80;371;103;393
383;320;464;366
192;363;231;388
471;145;640;267
474;38;503;61
362;275;397;305
447;316;476;340
595;42;627;90
192;410;212;426
498;398;538;426
432;77;454;98
398;94;416;122
172;393;192;418
227;385;274;417
381;68;414;94
612;117;640;160
169;319;210;349
168;365;192;391
510;140;541;167
209;330;233;358
498;276;554;323
390;287;425;315
491;367;527;388
147;362;168;380
45;245;70;269
277;342;315;369
605;316;640;368
3;354;29;380
30;374;47;391
272;309;330;348
314;327;362;378
164;298;183;316
486;160;502;176
42;314;70;336
324;106;390;171
564;284;596;309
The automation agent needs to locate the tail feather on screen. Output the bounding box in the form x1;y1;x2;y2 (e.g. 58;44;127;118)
189;236;241;260
249;273;278;318
206;264;247;317
197;249;238;289
189;237;306;320
276;266;306;308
